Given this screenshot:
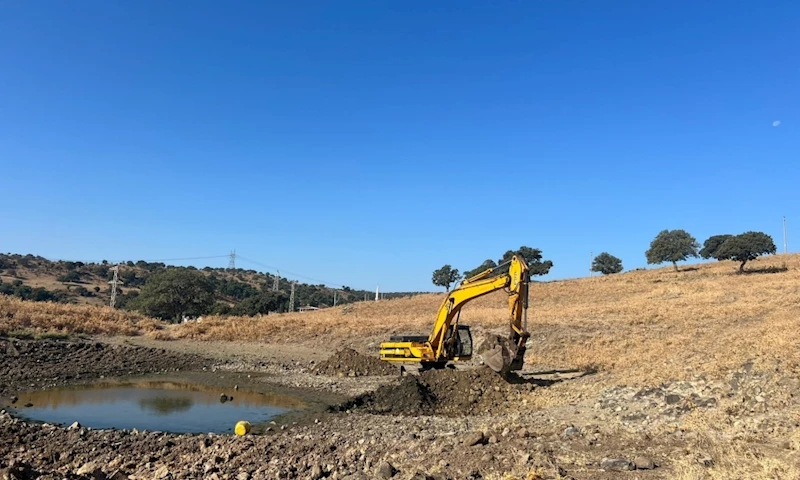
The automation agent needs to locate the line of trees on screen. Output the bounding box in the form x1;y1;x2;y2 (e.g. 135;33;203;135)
646;229;776;273
432;246;555;291
432;228;781;289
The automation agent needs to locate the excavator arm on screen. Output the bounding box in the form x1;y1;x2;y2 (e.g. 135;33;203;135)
379;255;531;373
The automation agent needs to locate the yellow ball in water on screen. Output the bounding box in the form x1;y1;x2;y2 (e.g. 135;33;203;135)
234;420;251;436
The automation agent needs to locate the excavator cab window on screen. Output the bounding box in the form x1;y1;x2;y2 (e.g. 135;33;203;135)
453;325;473;358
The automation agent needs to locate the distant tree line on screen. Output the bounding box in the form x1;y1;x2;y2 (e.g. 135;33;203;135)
0;253;423;321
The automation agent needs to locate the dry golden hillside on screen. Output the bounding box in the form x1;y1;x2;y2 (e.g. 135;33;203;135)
4;253;799;387
158;254;797;384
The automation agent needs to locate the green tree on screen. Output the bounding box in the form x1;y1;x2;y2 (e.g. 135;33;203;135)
232;291;288;316
645;229;700;272
712;231;776;272
498;246;553;276
130;269;215;322
463;259;497;279
699;234;733;259
432;265;461;291
57;271;82;283
591;252;623;275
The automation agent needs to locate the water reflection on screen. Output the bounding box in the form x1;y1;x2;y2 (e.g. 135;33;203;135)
8;381;304;434
138;396;193;415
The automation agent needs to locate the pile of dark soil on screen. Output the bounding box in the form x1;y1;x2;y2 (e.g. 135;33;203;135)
311;348;398;377
334;366;536;416
0;339;209;397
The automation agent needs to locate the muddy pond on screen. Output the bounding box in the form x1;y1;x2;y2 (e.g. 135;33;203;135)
8;379;308;434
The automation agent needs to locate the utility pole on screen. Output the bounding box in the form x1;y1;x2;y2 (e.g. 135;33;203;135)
228;250;236;270
288;281;296;312
589;251;593;277
272;271;280;291
375;285;379;301
784;216;788;254
108;264;123;308
333;290;338;307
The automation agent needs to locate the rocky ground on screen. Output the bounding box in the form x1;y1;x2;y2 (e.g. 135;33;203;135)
2;337;800;479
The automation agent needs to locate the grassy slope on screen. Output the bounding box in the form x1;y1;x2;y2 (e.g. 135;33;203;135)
4;253;798;386
3;254;800;478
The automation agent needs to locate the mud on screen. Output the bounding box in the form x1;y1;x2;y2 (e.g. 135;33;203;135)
311;348;398;377
336;366;539;416
0;338;210;397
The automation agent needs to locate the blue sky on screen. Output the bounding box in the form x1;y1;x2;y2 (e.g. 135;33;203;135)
0;1;797;292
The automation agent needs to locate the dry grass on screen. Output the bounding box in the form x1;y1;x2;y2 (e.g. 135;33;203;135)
0;295;162;337
4;254;800;388
158;254;800;386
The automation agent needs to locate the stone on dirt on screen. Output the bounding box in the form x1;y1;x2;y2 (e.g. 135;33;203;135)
376;461;397;479
464;432;487;446
601;458;634;471
76;461;106;480
68;421;81;430
633;456;656;470
562;425;579;438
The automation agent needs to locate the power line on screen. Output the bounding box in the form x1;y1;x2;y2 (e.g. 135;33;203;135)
236;255;351;289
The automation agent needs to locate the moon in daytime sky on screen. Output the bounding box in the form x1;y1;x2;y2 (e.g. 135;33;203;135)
773;120;781;127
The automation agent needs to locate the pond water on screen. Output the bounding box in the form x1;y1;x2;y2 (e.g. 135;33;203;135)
9;380;306;434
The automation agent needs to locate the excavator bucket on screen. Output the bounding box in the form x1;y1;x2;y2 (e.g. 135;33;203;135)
476;334;526;374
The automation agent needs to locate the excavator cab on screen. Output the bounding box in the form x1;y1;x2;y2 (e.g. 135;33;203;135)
443;324;473;360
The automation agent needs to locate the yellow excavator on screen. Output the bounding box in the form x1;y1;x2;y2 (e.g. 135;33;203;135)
379;254;531;374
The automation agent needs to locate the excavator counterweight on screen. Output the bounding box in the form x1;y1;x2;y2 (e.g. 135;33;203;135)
379;255;531;374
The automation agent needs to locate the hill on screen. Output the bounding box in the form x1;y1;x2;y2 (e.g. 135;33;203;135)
3;251;796;387
0;253;419;314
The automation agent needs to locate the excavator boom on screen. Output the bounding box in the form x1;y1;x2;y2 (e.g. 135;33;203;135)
380;255;531;373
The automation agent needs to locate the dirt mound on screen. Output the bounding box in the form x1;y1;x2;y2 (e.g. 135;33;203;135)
312;348;397;377
0;338;209;397
335;366;537;416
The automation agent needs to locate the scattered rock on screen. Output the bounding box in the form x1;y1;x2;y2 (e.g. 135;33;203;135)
76;462;106;479
107;470;128;480
697;454;714;467
23;402;33;408
601;458;634;471
665;394;681;405
310;464;324;479
562;426;580;438
377;461;397;479
68;421;81;430
464;432;486;446
10;395;18;404
153;465;170;479
633;456;656;470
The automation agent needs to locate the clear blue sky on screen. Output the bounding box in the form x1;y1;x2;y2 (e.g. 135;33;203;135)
1;1;797;292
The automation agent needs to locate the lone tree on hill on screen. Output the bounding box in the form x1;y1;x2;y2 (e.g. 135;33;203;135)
645;229;700;272
432;265;461;291
130;268;215;322
699;234;733;259
711;231;776;273
591;252;623;275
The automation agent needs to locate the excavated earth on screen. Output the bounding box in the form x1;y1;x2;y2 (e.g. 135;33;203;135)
3;339;800;479
310;348;398;377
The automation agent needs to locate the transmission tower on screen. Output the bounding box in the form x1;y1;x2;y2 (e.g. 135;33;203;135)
288;281;296;312
272;270;280;291
228;250;236;270
108;265;123;308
